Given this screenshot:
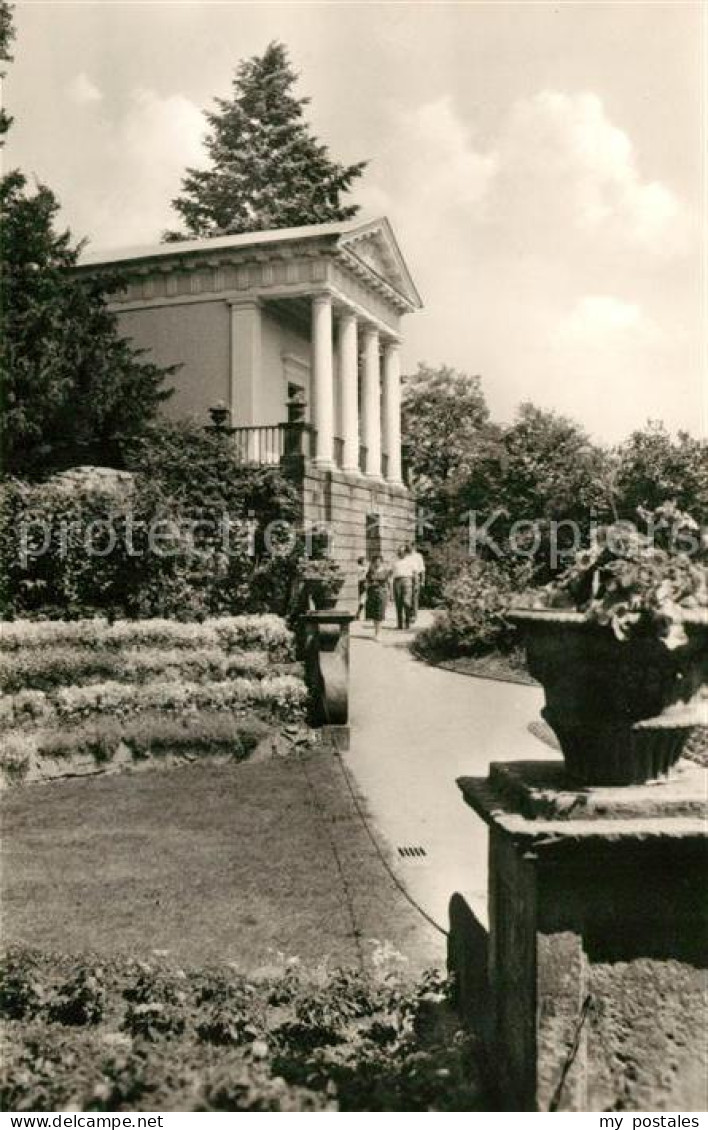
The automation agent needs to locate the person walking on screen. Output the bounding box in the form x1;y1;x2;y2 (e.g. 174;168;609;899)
355;556;368;619
364;555;391;640
392;544;416;630
409;543;426;624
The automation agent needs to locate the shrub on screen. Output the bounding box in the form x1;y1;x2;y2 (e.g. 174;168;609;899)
49;967;106;1027
0;715;272;783
0;645;273;693
0;614;295;660
1;431;302;621
0;951;486;1112
412;558;520;661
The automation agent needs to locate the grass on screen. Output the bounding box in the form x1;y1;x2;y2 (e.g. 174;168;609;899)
1;747;442;974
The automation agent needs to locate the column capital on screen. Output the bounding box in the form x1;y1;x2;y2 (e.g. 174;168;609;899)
227;296;261;310
311;291;333;308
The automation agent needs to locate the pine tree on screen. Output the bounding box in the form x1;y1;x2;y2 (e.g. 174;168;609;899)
165;41;366;240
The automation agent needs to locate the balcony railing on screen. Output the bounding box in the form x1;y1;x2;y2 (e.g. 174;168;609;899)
232;425;284;466
230;425;406;483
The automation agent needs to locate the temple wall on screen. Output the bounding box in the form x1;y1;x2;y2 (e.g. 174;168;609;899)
116;300;230;424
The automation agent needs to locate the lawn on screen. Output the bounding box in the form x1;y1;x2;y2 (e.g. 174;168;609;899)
1;746;443;973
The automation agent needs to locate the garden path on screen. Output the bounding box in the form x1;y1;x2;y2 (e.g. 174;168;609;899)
344;611;559;932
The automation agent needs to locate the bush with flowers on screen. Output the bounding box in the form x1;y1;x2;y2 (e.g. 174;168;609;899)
521;503;708;649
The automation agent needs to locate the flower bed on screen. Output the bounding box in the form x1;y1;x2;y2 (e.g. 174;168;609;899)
0;615;295;660
0;646;288;694
0;950;485;1112
0;615;305;785
1;676;306;729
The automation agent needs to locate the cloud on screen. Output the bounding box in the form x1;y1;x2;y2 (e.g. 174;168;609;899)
67;73;103;105
356;97;497;237
496;91;689;255
77;88;206;249
360;89;688;258
553;295;663;350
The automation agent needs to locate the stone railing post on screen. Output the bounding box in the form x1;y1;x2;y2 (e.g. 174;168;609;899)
454;759;708;1111
301;611;354;746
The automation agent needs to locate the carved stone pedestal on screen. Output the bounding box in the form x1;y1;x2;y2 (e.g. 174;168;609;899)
457;759;708;1112
302;611;354;736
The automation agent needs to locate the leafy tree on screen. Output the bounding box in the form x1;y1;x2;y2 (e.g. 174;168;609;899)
165;41;366;240
401;363;497;522
0;1;15;140
0;3;173;477
0;176;173;476
615;421;708;522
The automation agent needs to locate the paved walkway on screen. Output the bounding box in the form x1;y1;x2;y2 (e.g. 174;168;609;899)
344;612;559;931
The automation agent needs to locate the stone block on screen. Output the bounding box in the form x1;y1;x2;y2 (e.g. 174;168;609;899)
458;760;708;1111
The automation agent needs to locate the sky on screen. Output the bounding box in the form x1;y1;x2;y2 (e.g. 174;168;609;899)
4;0;705;443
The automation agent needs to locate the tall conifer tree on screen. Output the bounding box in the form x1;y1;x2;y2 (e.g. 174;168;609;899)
165;41;366;240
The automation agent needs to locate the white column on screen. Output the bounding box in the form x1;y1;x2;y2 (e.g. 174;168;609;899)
361;325;382;478
311;294;334;467
337;311;359;473
382;340;403;484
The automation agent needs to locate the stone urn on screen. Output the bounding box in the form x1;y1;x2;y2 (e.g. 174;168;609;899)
510;608;708;786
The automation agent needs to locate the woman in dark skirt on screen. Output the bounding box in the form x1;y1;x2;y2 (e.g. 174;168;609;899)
365;555;391;640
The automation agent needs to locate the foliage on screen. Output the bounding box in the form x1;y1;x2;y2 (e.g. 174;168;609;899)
0;951;487;1112
614;421;708;522
1;673;306;730
293;556;345;610
0;645;281;694
523;504;708;649
412;558;523;661
0;0;14;139
0;613;294;658
458;402;612;584
1;427;302;620
401;363;493;522
0;611;302;783
0;714;269;784
165;41;366;240
0;175;173;477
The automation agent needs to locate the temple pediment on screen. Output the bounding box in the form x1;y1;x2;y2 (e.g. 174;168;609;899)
336;219;422;311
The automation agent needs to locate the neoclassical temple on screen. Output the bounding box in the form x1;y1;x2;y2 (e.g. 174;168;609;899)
79;217;422;605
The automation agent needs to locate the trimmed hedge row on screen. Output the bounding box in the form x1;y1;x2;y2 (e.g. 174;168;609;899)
0;675;306;730
0;646;291;694
0;614;306;784
0;615;294;660
0;715;273;783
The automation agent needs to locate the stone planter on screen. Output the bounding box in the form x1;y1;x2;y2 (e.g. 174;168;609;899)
307;579;342;611
302;611;354;731
510;608;708;786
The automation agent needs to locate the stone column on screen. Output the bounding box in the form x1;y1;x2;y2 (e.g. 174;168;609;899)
337;311;359;473
361;325;382;479
311;294;335;468
382;340;403;485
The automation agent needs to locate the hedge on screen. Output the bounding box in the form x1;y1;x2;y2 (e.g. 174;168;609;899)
0;950;486;1112
0;674;306;730
0;714;273;783
0;614;295;660
0;646;286;694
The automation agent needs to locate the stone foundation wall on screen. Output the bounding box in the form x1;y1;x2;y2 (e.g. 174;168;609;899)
288;462;416;611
